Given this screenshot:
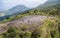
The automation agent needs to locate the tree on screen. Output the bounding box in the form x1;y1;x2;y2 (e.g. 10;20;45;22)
31;28;41;38
5;27;20;38
20;31;31;38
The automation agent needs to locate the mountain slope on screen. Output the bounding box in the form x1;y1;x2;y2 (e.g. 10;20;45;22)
0;15;57;33
0;4;60;23
38;0;60;8
0;5;29;21
0;5;29;15
0;0;60;38
0;0;60;23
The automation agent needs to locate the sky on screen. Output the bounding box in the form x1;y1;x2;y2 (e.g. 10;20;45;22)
0;0;47;11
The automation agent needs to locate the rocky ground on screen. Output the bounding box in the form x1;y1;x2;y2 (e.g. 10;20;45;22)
0;15;57;34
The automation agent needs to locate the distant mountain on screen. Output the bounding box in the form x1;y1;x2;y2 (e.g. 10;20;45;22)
0;5;29;15
38;0;60;8
0;0;60;21
44;0;60;5
0;5;29;21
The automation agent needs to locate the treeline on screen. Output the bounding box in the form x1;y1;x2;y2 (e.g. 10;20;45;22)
0;4;60;23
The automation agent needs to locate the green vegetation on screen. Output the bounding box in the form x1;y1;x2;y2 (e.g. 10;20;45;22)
0;5;60;23
0;19;60;38
0;4;60;38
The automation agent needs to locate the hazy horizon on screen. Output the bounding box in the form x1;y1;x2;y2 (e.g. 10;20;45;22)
0;0;47;11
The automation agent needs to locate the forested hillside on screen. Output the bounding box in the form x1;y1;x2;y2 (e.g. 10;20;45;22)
0;0;60;38
0;4;60;23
